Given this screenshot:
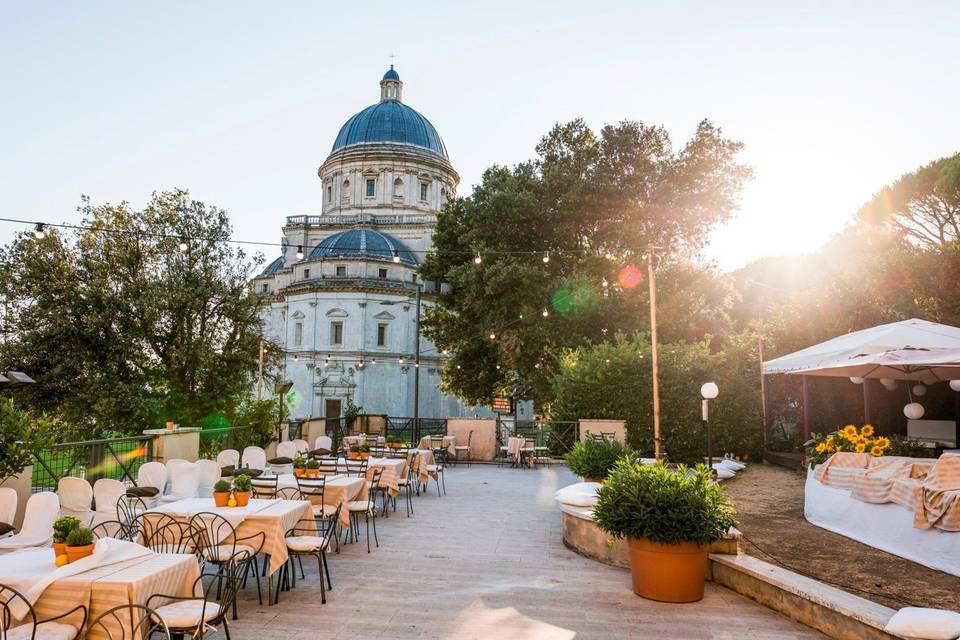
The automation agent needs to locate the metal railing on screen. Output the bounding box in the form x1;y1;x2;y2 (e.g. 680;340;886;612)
512;421;579;457
31;435;154;492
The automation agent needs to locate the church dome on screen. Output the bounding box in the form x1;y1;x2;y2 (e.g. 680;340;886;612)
309;229;418;265
330;67;448;158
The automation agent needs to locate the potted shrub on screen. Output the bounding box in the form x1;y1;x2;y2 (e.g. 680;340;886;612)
305;458;320;477
52;515;80;557
232;474;252;507
213;480;232;507
592;459;736;603
565;437;632;482
386;435;402;450
349;444;362;461
64;527;95;563
357;443;371;461
293;454;307;477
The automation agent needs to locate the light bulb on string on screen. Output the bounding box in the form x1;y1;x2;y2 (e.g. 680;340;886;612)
296;245;304;260
398;356;405;364
371;357;377;365
489;333;496;340
293;354;299;362
601;278;609;288
474;253;482;265
542;308;549;317
415;362;420;368
542;251;550;264
392;250;400;264
178;239;189;252
357;359;365;369
33;223;46;240
456;364;461;369
496;365;501;370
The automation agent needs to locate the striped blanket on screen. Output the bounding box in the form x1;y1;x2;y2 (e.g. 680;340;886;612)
913;454;960;532
851;458;933;504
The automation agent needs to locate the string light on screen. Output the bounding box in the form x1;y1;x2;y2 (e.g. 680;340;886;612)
456;364;461;369
542;308;549;317
474;252;482;265
296;245;304;260
542;251;550;263
496;365;501;370
534;363;540;369
398;356;405;364
489;332;496;340
415;362;420;368
357;359;365;369
33;223;45;239
601;278;609;288
371;357;377;365
392;250;400;263
441;349;449;355
178;239;189;252
293;354;299;362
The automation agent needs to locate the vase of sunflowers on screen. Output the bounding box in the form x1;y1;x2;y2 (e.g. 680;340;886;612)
806;424;891;465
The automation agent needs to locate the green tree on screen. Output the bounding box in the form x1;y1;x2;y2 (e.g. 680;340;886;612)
0;189;279;436
421;118;751;407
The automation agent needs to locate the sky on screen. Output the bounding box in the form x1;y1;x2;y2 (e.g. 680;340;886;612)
1;1;958;271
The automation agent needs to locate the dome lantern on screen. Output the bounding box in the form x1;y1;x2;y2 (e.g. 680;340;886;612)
380;65;403;102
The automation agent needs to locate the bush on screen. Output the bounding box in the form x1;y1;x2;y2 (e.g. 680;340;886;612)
565;437;632;479
213;480;231;493
53;516;81;543
65;527;94;547
232;473;251;493
592;459;737;546
0;399;53;481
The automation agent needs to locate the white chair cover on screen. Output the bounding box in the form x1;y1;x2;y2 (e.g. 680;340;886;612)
91;478;126;527
57;476;94;526
241;446;267;470
158;464;199;504
0;492;59;549
216;449;240;469
292;439;309;454
276;441;298;459
314;436;332;451
195;460;222;498
0;487;17;530
137;461;167;508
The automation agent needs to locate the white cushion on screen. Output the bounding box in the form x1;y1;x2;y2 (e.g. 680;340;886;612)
554;483;600;507
884;607;960;640
201;543;256;562
311;504;338;517
713;466;735;480
7;621;78;640
285;535;328;552
154;600;222;628
720;459;746;471
347;500;373;512
454;445;470;450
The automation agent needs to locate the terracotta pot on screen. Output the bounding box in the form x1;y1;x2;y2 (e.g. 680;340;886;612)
213;492;230;508
583;476;605;484
349;452;360;461
234;491;251;507
306;468;319;478
294;468;305;477
52;542;67;557
358;452;370;461
626;537;708;603
65;544;94;564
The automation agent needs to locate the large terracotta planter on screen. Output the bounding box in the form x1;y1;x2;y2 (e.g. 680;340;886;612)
234;491;251;507
213;492;230;508
294;468;305;477
306;468;319;478
52;542;67;558
626;537;708;603
583;477;604;484
65;544;94;564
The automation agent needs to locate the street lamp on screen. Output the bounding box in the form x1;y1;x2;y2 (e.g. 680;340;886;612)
701;382;719;468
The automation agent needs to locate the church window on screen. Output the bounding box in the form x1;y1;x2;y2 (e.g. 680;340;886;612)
303;268;310;279
336;265;346;276
378;268;388;279
294;322;303;346
420;182;429;201
393;178;403;199
330;321;343;345
366;179;376;197
341;179;350;203
377;323;387;347
261;283;268;293
411;273;418;283
326;185;332;202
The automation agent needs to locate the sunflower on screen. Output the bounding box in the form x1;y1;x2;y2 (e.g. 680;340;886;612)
815;443;827;453
855;443;867;453
861;424;874;437
875;436;890;449
826;435;836;447
870;445;884;457
842;424;858;438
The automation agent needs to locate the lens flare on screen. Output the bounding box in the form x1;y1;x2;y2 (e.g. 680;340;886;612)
617;265;643;289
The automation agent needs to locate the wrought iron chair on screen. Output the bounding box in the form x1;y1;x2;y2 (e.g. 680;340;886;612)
146;552;248;640
520;437;537;469
250;475;278;500
0;583;86;640
453;430;473;466
188;513;266;613
343;459;367;478
86;603;170;640
115;495;149;542
278;503;342;604
315;457;338;476
345;468;381;553
142;514;197;556
275;487;301;500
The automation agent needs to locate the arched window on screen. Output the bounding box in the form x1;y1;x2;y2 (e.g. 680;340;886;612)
341;179;350;203
393;177;403;199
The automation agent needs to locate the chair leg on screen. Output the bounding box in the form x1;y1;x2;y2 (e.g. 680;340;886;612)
441;471;446;495
365;512;371;553
322;551;332;590
222;618;231;640
318;552;326;604
251;558;263;605
298;554;305;580
372;509;379;548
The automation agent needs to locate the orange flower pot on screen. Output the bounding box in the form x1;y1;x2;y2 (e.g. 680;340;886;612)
52;542;67;557
234;491;251;507
626;537;708;603
65;544;94;564
213;492;230;508
358;452;370;461
294;468;305;477
583;477;605;484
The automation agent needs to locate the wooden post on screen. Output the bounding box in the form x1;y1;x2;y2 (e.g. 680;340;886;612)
863;379;872;426
648;254;661;459
801;375;812;439
758;337;768;451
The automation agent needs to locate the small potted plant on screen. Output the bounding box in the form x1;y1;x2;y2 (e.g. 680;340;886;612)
349;444;362;461
592;459;737;603
232;474;252;507
293;454;307;477
386;435;402;450
305;457;320;477
565;437;632;483
357;443;371;461
64;527;95;563
52;516;80;557
213;480;232;507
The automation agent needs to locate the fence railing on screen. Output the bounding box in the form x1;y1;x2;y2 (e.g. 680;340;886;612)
512;421;579;457
31;435;154;492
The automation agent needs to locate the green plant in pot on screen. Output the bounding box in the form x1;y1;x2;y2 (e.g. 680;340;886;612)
592;459;736;603
565;436;632;482
305;457;320;477
232;474;252;507
52;515;80;556
64;526;95;563
293;454;307;477
213;479;232;507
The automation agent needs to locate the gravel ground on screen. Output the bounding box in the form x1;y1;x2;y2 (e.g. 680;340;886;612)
723;463;960;610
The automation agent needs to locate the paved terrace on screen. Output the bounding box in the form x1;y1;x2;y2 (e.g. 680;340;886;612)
232;465;824;639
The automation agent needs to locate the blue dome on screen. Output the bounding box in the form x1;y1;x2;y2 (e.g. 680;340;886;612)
262;255;285;275
309;229;418;265
382;66;400;81
331;101;447;158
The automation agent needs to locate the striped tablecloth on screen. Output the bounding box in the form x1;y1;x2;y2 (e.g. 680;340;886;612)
507;437;535;467
277;474;367;529
367;457;405;497
418;435;457;457
408;449;437;485
1;549;198;640
148;498;314;575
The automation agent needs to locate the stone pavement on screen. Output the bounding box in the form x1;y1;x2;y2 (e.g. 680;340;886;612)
230;464;825;639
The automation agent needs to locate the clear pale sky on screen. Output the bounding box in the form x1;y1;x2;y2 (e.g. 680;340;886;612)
1;1;957;270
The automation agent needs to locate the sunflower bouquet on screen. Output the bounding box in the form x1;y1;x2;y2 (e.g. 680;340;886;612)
806;424;891;465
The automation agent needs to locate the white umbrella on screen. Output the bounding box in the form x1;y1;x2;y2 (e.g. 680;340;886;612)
790;347;960;384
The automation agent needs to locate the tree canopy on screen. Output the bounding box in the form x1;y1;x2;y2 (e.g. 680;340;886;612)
0;189;279;436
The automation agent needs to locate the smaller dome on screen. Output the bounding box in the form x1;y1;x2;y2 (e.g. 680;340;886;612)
309;229;418;265
262;255;285;275
382;65;400;81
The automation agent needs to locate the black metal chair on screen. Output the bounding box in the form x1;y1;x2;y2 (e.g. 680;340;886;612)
188;513;266;614
425;450;447;495
295;476;339;553
115;495;149;541
250;475;278;500
275;486;301;500
147;552;248;640
453;430;473;466
0;584;86;640
343;459;367;478
277;503;342;604
520;437;537;469
142;514;197;556
86;603;170;640
315;457;338;476
345;469;381;553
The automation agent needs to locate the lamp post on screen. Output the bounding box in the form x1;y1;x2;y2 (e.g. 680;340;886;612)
701;382;719;468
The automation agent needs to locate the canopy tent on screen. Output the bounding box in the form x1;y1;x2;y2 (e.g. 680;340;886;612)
791;347;960;384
